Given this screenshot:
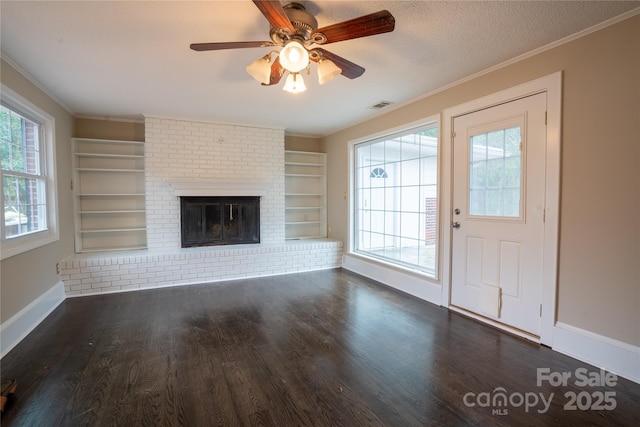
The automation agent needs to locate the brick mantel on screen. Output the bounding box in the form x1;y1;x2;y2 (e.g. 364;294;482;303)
166;179;272;197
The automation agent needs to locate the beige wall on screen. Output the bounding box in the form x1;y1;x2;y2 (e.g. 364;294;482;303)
322;15;640;346
0;65;144;324
1;59;75;323
75;120;313;150
284;134;322;152
75;117;144;141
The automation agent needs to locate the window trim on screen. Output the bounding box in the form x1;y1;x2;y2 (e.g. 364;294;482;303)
348;115;440;280
1;85;59;260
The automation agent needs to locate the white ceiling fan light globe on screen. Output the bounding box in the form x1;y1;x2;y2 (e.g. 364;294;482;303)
246;55;272;85
283;73;307;93
279;40;309;73
317;59;342;85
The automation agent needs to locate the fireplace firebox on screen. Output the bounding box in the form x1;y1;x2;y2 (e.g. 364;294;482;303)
180;197;260;247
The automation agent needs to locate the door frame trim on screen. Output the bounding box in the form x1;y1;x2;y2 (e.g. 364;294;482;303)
441;71;562;346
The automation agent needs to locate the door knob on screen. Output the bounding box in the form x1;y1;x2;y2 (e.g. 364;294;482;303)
452;222;461;228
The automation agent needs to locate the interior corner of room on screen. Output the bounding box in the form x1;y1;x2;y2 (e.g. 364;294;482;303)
1;1;638;408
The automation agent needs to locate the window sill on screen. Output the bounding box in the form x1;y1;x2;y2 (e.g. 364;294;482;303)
342;252;443;305
1;229;59;260
346;251;438;282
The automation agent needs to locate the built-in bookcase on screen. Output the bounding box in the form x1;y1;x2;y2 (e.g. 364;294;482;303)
284;150;327;239
72;138;147;252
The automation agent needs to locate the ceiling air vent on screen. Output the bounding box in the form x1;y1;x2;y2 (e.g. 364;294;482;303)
369;100;394;110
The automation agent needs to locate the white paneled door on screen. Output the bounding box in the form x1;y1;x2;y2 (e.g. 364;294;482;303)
451;93;547;336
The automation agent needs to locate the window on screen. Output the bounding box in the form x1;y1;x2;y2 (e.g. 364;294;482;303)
370;167;388;178
1;86;58;259
469;126;522;217
353;122;438;277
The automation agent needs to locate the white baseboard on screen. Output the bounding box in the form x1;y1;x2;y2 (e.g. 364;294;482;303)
1;281;66;358
553;322;640;384
343;254;640;385
342;254;442;305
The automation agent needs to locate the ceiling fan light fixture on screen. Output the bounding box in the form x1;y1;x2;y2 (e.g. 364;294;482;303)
246;53;272;85
283;72;306;94
191;4;396;92
317;59;342;85
279;40;309;73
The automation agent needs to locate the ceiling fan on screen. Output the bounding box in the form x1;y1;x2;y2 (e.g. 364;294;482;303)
190;0;396;93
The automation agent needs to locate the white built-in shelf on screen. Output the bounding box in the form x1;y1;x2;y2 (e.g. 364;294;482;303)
75;153;144;158
77;210;146;214
78;193;144;197
79;227;147;233
72;138;147;253
284;151;327;240
285;221;325;225
79;245;148;253
285;234;325;240
76;168;145;173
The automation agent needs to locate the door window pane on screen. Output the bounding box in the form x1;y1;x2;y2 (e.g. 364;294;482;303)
469;126;522;217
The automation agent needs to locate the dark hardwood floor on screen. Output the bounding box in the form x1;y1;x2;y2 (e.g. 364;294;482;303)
1;269;638;426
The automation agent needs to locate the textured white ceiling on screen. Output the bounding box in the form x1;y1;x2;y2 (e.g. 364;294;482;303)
2;1;639;136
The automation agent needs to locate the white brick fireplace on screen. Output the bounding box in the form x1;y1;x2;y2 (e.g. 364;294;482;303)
60;117;342;296
144;117;285;248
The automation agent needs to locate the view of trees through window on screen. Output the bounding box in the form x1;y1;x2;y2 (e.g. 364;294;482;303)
1;104;47;238
354;125;438;276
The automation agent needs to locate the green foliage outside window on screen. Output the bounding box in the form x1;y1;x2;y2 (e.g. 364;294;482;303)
1;105;44;236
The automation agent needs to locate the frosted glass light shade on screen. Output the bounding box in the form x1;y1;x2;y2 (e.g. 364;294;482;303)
279;40;309;73
283;73;306;93
246;55;272;85
317;59;342;84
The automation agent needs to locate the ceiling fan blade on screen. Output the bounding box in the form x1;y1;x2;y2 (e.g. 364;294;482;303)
253;0;296;35
262;57;285;86
190;41;275;51
311;10;395;45
311;48;365;79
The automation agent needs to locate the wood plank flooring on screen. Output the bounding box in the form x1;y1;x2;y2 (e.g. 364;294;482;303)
1;269;639;426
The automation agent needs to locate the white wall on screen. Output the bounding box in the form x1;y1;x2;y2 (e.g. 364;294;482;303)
144;117;285;249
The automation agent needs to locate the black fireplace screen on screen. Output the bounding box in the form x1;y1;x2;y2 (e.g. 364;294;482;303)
180;197;260;247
